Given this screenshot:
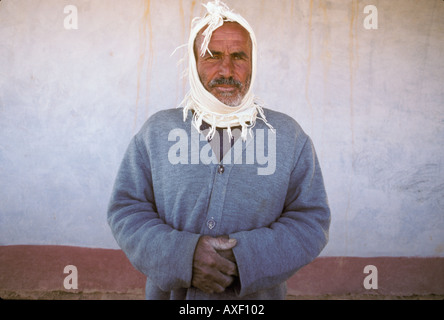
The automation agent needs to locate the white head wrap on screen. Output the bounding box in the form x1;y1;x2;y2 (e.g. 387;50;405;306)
180;0;273;141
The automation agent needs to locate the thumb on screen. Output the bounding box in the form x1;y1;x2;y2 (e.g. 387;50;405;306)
208;237;237;251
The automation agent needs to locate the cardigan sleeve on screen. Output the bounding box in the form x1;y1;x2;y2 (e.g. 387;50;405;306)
107;135;201;292
230;136;331;297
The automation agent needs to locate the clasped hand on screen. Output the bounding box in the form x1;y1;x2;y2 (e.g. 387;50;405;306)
191;235;238;294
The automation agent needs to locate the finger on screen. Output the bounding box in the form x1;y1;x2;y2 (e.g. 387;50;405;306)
214;254;238;277
200;280;228;294
202;283;225;295
217;248;236;263
217;271;235;289
208;237;237;251
192;268;234;293
211;271;235;292
195;276;228;294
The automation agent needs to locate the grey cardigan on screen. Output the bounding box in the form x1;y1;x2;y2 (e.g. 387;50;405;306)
107;108;330;300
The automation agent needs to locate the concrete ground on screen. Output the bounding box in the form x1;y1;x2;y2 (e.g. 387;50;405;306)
2;289;443;300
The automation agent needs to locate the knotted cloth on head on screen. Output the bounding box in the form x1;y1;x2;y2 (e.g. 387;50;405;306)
180;0;273;141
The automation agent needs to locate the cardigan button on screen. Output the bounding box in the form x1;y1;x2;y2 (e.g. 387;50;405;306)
217;165;225;174
207;218;216;230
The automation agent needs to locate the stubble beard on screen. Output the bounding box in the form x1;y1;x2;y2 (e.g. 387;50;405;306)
207;77;251;107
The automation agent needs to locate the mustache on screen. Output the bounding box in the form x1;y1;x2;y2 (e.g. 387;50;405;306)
209;77;243;89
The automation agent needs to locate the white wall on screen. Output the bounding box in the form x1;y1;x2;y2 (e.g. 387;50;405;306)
0;0;443;257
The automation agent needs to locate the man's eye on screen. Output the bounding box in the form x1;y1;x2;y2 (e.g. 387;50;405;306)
233;54;246;61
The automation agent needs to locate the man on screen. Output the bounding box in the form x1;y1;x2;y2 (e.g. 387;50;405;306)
107;0;330;300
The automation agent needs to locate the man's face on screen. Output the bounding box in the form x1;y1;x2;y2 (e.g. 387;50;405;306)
195;22;252;107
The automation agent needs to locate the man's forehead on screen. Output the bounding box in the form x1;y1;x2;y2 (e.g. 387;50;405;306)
197;22;251;45
211;27;249;41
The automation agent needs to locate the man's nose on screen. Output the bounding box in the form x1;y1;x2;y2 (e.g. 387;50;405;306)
218;56;235;78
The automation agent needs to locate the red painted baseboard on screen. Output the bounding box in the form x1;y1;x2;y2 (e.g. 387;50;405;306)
287;256;444;297
1;245;443;299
